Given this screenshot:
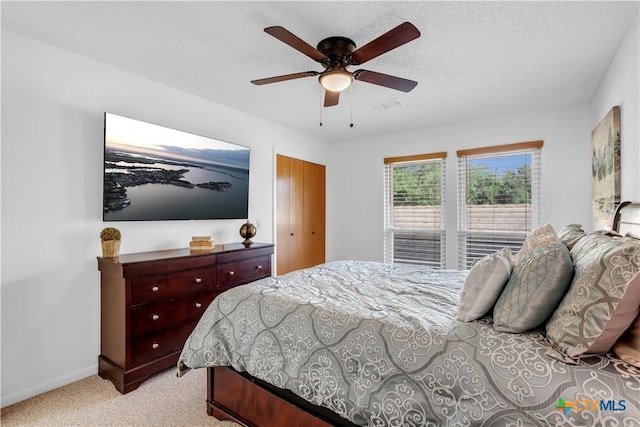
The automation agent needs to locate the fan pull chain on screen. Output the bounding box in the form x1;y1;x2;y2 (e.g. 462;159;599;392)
319;89;324;127
349;84;354;128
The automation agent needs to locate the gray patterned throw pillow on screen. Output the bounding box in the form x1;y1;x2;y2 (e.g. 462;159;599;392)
546;233;640;359
493;244;573;333
557;224;586;250
515;223;561;266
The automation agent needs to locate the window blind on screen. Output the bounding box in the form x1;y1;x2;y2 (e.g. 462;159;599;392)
457;142;542;269
383;153;446;268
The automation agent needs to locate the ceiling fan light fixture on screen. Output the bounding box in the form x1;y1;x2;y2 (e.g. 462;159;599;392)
319;69;353;92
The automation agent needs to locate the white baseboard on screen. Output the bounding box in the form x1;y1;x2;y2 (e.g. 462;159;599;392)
1;364;98;408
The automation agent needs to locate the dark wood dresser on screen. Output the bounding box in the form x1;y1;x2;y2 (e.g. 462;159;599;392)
97;242;274;394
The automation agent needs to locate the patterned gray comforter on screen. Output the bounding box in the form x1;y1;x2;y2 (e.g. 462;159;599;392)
178;260;640;426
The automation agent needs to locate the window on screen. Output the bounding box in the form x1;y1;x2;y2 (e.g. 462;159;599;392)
384;152;446;268
457;141;542;269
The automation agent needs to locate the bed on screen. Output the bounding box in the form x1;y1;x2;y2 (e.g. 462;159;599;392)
178;202;640;427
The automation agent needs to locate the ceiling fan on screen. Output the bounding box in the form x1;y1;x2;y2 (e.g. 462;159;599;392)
251;22;421;107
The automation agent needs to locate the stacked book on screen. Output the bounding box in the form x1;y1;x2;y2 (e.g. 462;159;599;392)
189;236;214;251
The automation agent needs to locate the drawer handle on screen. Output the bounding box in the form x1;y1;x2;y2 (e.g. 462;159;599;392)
257;265;263;270
194;277;202;283
152;314;159;321
152;286;159;292
228;271;235;276
152;343;159;349
195;303;202;308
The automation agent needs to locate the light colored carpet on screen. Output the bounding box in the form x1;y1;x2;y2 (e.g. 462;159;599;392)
1;367;241;426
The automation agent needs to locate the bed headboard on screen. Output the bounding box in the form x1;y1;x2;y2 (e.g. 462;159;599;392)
613;201;640;238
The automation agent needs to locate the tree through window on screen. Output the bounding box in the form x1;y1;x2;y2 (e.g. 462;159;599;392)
384;152;446;268
457;141;543;269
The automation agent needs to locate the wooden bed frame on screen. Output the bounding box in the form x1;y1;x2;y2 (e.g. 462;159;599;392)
206;366;358;427
205;201;640;427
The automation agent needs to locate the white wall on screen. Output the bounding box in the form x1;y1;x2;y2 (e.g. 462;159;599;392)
0;30;332;407
591;14;639;207
327;104;592;268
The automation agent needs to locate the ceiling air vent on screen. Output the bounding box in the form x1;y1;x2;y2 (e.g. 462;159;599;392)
368;98;404;112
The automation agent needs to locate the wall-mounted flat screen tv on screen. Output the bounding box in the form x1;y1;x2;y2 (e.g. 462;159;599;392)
103;113;250;221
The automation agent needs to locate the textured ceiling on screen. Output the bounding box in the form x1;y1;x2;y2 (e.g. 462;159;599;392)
2;1;638;143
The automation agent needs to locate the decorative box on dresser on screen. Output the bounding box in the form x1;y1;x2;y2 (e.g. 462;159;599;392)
97;242;274;394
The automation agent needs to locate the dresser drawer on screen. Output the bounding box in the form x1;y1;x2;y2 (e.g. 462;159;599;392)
131;268;212;306
130;292;214;338
217;255;271;288
215;246;274;264
131;320;198;367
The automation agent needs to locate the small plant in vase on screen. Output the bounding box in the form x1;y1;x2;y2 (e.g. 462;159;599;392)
100;227;121;257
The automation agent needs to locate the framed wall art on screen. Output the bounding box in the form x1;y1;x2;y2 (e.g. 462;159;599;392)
592;105;621;230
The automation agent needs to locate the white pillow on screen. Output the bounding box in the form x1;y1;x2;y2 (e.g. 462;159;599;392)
457;247;513;322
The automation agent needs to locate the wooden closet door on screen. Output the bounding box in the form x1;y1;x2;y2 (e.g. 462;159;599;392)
276;155;304;274
276;155;325;275
276;155;292;275
288;158;305;271
303;161;326;268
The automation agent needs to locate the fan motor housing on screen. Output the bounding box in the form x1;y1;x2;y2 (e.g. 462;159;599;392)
317;37;356;65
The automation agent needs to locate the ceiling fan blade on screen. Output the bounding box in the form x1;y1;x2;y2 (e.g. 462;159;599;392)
324;90;340;107
251;71;319;85
353;70;418;92
264;26;329;63
350;22;420;65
